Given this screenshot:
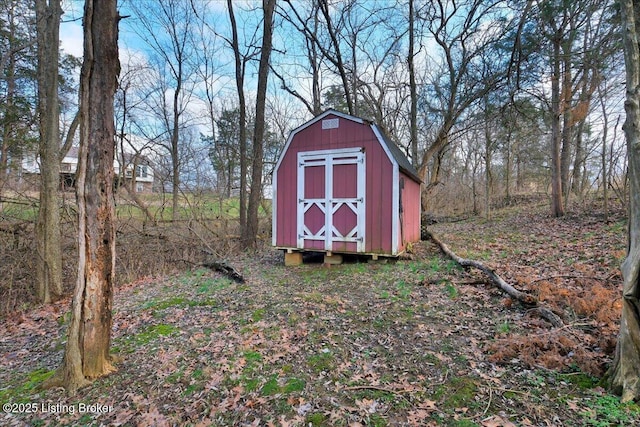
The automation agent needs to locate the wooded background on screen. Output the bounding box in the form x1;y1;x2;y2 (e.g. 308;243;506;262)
0;0;627;309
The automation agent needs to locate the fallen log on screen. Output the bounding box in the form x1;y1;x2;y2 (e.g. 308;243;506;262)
201;259;245;283
426;230;563;327
181;254;246;284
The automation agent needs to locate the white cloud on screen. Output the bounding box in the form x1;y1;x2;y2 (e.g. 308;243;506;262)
60;19;83;58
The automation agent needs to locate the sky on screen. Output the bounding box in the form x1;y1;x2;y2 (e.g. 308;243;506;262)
60;1;84;58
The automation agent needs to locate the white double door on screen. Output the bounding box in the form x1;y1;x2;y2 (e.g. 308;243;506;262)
297;148;365;253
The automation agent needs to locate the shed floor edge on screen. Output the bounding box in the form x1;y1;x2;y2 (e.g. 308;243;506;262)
273;246;402;258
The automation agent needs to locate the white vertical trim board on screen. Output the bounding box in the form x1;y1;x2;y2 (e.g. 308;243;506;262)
391;163;400;255
272;167;278;246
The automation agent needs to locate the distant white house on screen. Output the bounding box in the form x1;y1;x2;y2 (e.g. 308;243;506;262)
22;146;155;193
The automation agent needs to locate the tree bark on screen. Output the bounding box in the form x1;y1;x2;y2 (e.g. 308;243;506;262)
35;0;63;303
604;0;640;403
46;0;120;395
245;0;275;249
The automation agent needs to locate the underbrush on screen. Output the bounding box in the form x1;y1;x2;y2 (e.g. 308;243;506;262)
0;194;270;317
430;199;626;378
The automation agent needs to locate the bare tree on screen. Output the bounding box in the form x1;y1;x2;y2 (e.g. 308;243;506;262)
245;0;276;248
534;0;615;216
408;0;418;167
281;0;355;114
114;56;156;223
45;0;119;395
274;1;323;115
35;0;62;303
415;0;513;188
226;0;250;232
127;0;198;221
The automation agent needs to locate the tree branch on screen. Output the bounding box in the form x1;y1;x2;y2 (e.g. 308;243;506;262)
426;230;563;327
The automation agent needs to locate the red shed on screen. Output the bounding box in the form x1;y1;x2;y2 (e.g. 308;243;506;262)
272;110;421;262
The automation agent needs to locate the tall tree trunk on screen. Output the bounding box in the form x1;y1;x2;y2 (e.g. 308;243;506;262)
504;127;513;203
35;0;63;303
550;35;565;217
227;0;247;232
46;0;120;395
318;0;354;115
560;41;574;209
408;0;418;168
484;116;493;219
572;120;585;198
604;0;640;403
245;0;275;249
171;58;182;221
599;84;609;222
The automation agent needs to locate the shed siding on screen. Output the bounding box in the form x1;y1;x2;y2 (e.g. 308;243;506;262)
398;171;422;251
275;113;395;253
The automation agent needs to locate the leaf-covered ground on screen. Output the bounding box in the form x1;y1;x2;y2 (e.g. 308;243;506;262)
1;200;639;426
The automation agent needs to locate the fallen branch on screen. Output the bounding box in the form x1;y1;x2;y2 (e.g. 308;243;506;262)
425;231;563;327
201;259;245;284
342;385;420;395
180;256;245;284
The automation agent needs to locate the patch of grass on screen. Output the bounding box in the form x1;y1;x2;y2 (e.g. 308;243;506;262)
343;262;368;274
372;316;391;329
394;280;413;301
136;324;178;342
244;350;263;364
444;260;461;274
496;321;511;334
467;250;492;261
434;376;478;410
306;412;328;426
559;371;597;389
408;261;423;274
444;282;458;299
367;413;388;427
197;277;231;294
184;382;204;396
308;350;335;373
245;378;261;392
302;291;324;303
114;323;179;353
0;368;55;404
301;269;329;285
580;395;640;427
450;420;479;427
166;368;184;384
57;311;71;326
261;376;280;396
426;258;442;273
606;219;626;235
282;377;306;393
251;308;266;322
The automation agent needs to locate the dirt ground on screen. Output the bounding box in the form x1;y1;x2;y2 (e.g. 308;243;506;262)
1;199;638;426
